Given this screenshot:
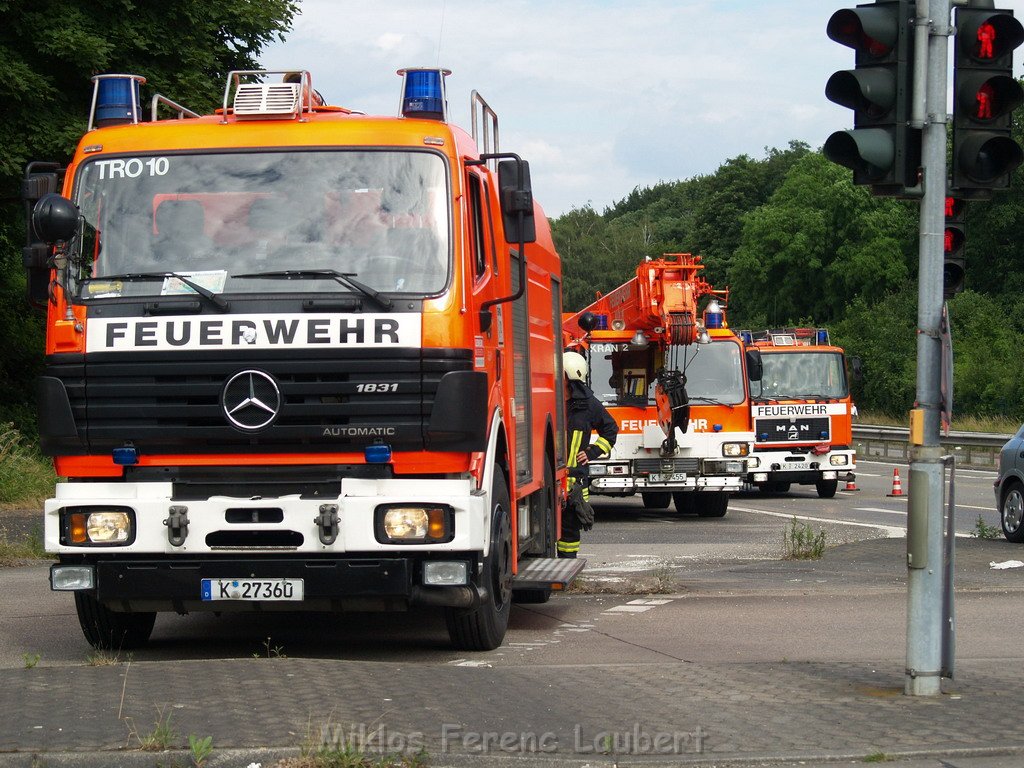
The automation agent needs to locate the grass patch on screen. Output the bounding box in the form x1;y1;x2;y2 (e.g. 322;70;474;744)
972;515;1002;540
0;424;55;508
782;517;827;560
859;410;1018;435
0;523;48;566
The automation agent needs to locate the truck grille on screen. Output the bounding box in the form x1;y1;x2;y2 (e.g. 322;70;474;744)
632;458;700;474
46;348;471;455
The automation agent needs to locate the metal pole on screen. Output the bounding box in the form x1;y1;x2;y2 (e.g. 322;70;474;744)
905;0;950;697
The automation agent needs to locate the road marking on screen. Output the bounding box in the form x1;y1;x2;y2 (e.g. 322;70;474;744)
854;507;907;515
732;506;906;537
601;597;676;617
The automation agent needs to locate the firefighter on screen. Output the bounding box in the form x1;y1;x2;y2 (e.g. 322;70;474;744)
558;350;618;558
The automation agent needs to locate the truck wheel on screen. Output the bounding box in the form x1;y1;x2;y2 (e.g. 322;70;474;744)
770;482;791;494
641;492;672;510
815;479;838;499
446;471;512;650
694;492;729;518
514;456;556;604
672;492;695;515
74;593;156;650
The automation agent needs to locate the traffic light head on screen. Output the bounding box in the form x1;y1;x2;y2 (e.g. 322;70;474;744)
952;7;1024;192
824;0;920;194
943;196;966;299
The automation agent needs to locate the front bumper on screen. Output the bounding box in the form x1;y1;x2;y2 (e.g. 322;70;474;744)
51;554;482;612
591;475;745;492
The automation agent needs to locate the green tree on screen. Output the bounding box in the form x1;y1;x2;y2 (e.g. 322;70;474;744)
727;153;917;327
0;0;297;434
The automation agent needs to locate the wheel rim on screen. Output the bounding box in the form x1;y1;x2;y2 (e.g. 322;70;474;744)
492;513;512;610
1004;489;1024;533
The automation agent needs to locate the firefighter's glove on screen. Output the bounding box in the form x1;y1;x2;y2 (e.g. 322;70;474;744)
568;483;595;531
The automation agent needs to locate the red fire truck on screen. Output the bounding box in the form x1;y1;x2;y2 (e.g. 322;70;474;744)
741;328;856;497
24;68;577;651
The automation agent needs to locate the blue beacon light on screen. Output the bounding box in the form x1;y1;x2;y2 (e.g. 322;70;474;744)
397;68;451;121
704;300;724;330
816;328;830;345
112;446;139;465
90;74;146;130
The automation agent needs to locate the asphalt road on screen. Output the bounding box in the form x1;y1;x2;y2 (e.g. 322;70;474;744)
0;458;1017;670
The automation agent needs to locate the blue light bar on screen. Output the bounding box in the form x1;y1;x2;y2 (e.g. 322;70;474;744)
816;328;830;345
91;74;146;129
397;67;451;121
739;330;753;344
704;300;724;330
112;446;139;465
365;444;393;463
594;314;609;330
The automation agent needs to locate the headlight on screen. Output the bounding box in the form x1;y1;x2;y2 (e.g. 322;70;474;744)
588;464;608;476
63;507;134;545
747;456;760;469
375;505;454;544
830;455;849;466
722;442;749;457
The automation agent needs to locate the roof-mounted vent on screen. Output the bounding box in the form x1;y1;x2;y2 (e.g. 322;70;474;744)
233;82;300;118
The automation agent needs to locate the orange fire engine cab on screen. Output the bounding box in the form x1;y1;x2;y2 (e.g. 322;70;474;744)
24;67;579;652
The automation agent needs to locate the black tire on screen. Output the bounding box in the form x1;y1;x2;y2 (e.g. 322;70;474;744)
74;593;156;650
816;479;838;499
513;455;556;604
770;481;791;494
1001;482;1024;543
446;471;513;650
672;492;696;515
694;492;729;518
641;492;672;510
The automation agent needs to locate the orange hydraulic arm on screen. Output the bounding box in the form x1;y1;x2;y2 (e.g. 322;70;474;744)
563;253;726;346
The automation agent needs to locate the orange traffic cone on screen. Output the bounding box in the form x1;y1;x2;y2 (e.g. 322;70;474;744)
844;473;859;492
887;468;904;497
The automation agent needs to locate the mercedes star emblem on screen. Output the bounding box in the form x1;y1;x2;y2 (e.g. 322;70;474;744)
221;370;282;431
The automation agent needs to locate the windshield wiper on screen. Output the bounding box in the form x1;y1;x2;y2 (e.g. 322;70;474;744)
233;269;393;310
83;272;229;312
688;396;735;407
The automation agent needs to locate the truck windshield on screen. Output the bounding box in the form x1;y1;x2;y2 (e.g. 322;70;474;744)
71;150;449;298
588;339;746;407
751;351;848;400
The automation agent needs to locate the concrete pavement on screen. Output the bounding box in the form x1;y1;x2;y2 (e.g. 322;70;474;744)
1;536;1023;767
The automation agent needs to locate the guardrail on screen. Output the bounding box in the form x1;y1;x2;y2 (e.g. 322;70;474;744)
852;424;1012;470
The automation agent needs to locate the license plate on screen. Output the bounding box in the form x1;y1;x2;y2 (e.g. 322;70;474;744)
648;472;687;483
201;578;304;602
782;462;807;471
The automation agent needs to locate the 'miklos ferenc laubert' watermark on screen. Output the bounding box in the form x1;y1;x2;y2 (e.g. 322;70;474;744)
319;723;706;755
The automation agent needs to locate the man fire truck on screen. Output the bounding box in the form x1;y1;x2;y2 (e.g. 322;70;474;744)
24;68;578;651
741;328;856;498
563;254;759;518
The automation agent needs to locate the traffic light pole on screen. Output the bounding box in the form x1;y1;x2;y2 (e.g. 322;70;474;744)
905;0;950;697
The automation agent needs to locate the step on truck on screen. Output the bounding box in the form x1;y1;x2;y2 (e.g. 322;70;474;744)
740;328;856;498
563;254;760;518
24;67;581;651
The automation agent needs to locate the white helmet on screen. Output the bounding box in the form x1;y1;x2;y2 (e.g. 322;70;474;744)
563;351;588;382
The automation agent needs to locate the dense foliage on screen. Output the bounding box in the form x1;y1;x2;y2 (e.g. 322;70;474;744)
0;0;297;435
552;138;1024;422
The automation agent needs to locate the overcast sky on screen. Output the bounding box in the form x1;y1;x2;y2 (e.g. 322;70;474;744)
260;0;1024;218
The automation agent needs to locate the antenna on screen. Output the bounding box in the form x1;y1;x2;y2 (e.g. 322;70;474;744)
436;0;447;68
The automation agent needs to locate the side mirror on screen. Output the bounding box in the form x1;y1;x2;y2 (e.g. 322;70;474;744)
32;193;79;244
578;311;598;333
745;347;763;382
497;159;536;245
849;355;863;381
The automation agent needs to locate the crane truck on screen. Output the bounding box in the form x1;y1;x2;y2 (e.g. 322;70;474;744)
563;254;760;518
24;67;579;652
